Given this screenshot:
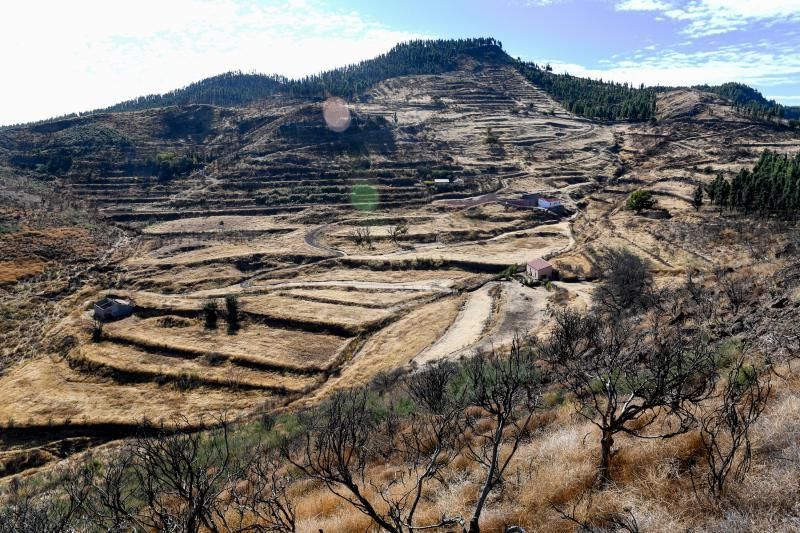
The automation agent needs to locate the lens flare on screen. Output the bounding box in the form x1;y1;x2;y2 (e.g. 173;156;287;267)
351;183;379;212
322;97;351;133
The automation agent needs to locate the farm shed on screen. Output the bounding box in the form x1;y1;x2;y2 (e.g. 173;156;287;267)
526;258;554;281
93;298;134;321
522;192;540;206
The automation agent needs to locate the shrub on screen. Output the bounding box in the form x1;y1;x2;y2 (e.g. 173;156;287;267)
224;295;240;334
91;321;103;342
203;300;219;330
693;184;704;210
593;247;654;316
626;190;656;213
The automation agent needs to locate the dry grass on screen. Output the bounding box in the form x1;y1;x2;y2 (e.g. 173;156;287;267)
277;287;433;308
239;294;395;332
143;215;296;235
109;290;203;313
75;343;319;392
106;289;402;337
0;258;47;284
141;264;248;289
357;221;572;267
292;366;800;532
103;316;350;372
268;266;477;285
296;295;464;406
322;212;543;254
127;230;323;267
0;227;99;284
0;358;269;427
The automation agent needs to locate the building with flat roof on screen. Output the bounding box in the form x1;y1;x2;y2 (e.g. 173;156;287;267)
537;197;562;209
93;298;134;321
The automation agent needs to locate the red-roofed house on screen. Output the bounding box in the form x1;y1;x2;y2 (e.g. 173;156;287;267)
526;258;553;280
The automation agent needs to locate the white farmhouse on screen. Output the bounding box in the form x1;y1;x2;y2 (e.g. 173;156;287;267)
537;197;562;209
526;258;554;281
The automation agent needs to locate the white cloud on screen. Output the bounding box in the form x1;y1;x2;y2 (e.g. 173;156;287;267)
616;0;673;11
0;0;427;125
616;0;800;37
539;41;800;93
768;95;800;103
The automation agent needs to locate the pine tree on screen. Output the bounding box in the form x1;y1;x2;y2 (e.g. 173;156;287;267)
705;150;800;219
693;185;704;211
203;300;219;330
626;190;656;213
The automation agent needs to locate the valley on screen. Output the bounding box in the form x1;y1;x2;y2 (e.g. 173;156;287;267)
0;39;799;531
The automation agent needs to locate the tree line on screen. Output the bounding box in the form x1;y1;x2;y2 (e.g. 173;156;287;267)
104;72;288;112
708;149;800;219
283;38;503;98
75;39;503;118
515;61;660;121
694;82;800;121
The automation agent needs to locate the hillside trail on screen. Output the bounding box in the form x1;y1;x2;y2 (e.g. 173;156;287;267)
413;280;555;364
304;223;346;257
414;282;499;363
302;214;435;257
248;278;455;293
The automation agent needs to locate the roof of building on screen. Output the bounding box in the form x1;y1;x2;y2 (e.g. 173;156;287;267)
527;258;552;271
540;197;561;203
94;297;132;309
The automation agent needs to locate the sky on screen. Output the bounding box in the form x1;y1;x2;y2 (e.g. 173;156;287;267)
1;0;799;125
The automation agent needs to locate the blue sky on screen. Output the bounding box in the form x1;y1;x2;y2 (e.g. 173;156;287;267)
1;0;799;125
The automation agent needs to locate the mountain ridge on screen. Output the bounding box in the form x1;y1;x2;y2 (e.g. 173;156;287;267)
4;37;798;128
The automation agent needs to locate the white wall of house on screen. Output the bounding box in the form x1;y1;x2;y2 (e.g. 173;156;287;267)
526;264;553;280
537;198;561;209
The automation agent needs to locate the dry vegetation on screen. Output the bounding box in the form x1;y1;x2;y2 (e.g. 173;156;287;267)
102;316;351;372
1;48;800;532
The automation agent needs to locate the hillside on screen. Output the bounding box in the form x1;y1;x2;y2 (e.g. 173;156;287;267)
0;38;799;532
695;81;800;121
7;38;796;128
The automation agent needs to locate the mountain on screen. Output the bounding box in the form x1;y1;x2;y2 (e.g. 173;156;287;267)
7;38;796;127
1;36;800;532
694;81;800;120
104;71;288;112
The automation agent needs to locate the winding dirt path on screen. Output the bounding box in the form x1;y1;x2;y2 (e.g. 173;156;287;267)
251;279;456;292
304;223;346;257
413;280;560;364
414;282;499;364
469;282;550;351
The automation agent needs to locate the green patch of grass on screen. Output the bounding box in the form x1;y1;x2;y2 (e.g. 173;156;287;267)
0;223;19;234
543;388;566;408
716;338;742;370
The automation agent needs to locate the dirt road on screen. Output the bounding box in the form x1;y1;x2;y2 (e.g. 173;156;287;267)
414;282;499;364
